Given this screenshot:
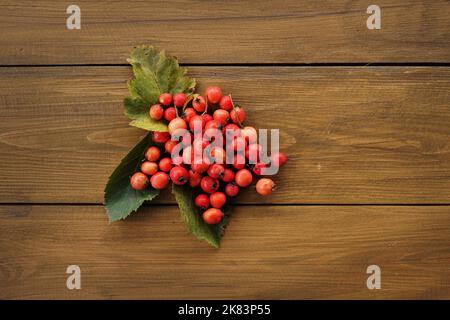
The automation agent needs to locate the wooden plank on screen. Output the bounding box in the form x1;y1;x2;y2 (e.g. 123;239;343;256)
0;67;449;204
0;0;449;65
0;205;448;299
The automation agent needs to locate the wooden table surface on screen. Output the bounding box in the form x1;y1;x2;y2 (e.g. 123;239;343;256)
0;0;449;299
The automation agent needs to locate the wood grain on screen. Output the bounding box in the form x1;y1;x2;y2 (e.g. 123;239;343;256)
0;0;449;65
0;205;448;299
0;67;449;204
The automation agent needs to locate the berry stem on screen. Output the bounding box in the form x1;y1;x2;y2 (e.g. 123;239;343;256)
229;94;244;128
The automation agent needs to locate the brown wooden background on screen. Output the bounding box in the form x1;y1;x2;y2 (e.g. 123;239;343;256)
0;0;449;299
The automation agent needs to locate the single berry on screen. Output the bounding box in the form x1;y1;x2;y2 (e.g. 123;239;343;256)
252;162;267;175
189;170;202;188
205;86;222;104
200;176;220;193
158;157;173;172
130;172;149;190
192;95;206;113
141;161;158;176
168;118;187;135
170;166;189;185
205;119;223;132
191;161;210;174
165;140;179;154
202;208;224;225
173;93;187;108
213;109;230;127
232;154;246;170
159;93;172;106
270;152;287;167
202;113;213;123
219;95;233;111
209;147;226;164
241;126;258;145
152;131;170;144
221;168;235;183
235;169;253;187
183;107;196;122
225;182;239;197
195;194;210;210
210;191;227;209
256;178;275;196
207;164;225;179
223;123;241;138
145;146;160;162
230;107;246;124
189;115;206;131
246;143;262;163
164;107;177;121
150;172;169;189
149;104;164;120
231;136;247;153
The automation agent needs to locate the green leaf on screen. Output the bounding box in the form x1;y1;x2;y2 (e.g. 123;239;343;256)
172;184;231;248
104;133;159;222
125;45;196;131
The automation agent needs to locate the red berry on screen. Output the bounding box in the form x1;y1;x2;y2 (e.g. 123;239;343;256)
150;172;169;189
158;157;173;172
203;208;224;225
189;170;202;187
168;118;187;135
170;166;189;185
223;123;241;138
221;168;235;183
130;172;149;190
149;104;164;120
205;119;223;132
230;136;247;153
195;194;210;210
252;162;267;175
256;178;275;196
141;161;158;176
164;107;177;121
159;93;172;106
191;161;210;174
192;95;206;113
219;95;233;111
207;164;225;179
173;93;187;108
210;191;226;209
145;146;160;161
152;131;170;144
200;176;220;193
271;152;287;167
225;182;239;197
246;143;261;163
232;154;246;170
213;109;230;126
209;147;226;164
202;113;213;123
230;107;246;124
205;86;222;104
165;140;179;154
189;115;205;131
241;126;257;144
235;169;253;187
183;107;196;123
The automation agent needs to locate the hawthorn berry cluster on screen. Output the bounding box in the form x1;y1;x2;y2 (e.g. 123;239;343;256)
130;86;287;225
